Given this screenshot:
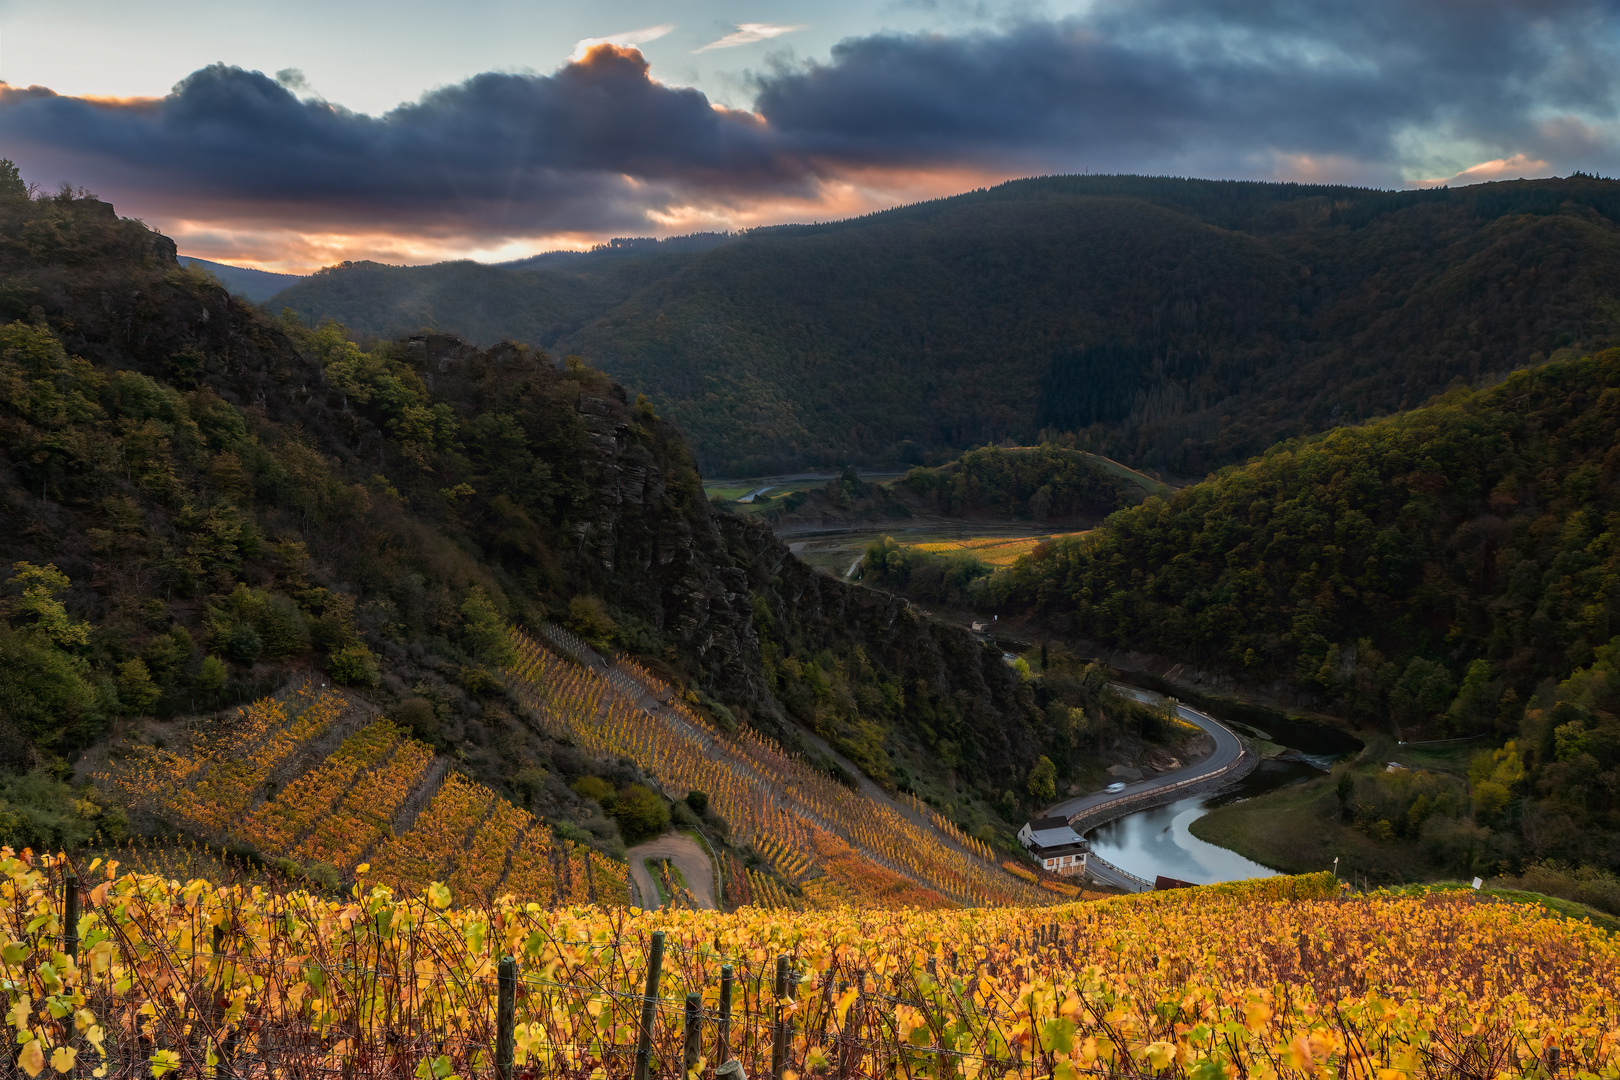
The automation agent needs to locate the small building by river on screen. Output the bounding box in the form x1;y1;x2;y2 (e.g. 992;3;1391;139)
1017;816;1089;875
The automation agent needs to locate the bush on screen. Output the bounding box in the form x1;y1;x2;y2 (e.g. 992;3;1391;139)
567;595;617;649
457;665;501;696
328;643;379;686
395;697;440;741
611;784;669;843
1494;862;1620;916
511;767;549;808
671;800;701;830
0;772;124;851
571;776;616;804
685;790;709;815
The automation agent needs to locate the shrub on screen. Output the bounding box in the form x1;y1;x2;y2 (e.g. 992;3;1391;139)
611;784;669;843
395;697;440;741
571;776;616;804
328;643;379;686
1494;862;1620;916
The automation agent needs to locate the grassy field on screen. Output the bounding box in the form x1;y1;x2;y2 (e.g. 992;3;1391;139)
1078;452;1175;498
1189;769;1434;884
911;531;1089;567
702;476;853;516
787;524;1077;578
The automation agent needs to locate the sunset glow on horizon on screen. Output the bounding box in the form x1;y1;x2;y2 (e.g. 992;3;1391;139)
4;0;1616;271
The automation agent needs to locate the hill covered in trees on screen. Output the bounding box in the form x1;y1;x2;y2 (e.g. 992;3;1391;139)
274;174;1620;475
0;165;1121;857
903;351;1620;872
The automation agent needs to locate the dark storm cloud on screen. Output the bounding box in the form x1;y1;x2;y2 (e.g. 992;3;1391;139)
0;47;795;235
3;0;1618;239
753;0;1620;176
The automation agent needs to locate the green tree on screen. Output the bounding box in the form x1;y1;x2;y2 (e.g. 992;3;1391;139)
1027;756;1057;803
3;562;90;648
115;658;160;715
567;595;615;647
0;158;28;202
1468;742;1524;825
461;586;517;666
0;623;103;747
1389;659;1455;727
194;655;227;698
1446;660;1498;734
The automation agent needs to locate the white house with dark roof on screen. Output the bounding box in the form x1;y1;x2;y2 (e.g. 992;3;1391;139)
1017;815;1089;875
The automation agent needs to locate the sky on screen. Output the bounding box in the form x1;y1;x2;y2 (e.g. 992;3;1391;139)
1;0;1618;271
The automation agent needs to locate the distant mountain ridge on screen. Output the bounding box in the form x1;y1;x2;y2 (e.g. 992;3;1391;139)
180;256;303;303
271;173;1620;475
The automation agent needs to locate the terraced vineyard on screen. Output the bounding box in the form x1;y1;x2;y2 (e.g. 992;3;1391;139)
96;684;626;907
509;629;1051;909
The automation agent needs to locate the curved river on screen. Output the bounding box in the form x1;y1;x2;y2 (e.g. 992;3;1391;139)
1085;697;1362;885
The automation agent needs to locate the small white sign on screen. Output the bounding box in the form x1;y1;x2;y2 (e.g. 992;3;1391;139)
1472;877;1483;890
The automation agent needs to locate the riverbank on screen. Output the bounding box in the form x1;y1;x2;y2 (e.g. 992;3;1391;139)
1188;732;1489;885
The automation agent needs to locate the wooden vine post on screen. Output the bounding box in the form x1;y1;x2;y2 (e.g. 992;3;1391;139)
634;932;666;1080
496;956;516;1080
718;964;734;1064
683;992;702;1076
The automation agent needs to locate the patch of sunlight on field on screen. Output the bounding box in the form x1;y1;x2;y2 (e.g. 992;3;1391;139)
912;532;1089;566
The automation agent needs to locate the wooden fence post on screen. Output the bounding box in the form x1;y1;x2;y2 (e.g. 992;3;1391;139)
771;957;789;1080
635;932;666;1080
718;964;734;1065
683;992;702;1077
496;956;516;1080
771;957;797;1080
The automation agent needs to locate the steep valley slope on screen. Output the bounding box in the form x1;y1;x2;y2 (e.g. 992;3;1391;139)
0;173;1168;871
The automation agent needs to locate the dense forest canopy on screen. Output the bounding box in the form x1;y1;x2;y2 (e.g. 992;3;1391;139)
274;173;1620;475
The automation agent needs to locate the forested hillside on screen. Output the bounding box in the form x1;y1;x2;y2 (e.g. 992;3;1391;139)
0;167;1099;854
902;445;1149;520
972;352;1620;869
275;174;1620;475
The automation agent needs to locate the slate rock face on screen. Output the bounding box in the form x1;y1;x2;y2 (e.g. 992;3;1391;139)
551;381;1044;786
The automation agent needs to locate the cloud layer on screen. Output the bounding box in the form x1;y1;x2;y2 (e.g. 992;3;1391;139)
3;0;1617;265
697;24;809;52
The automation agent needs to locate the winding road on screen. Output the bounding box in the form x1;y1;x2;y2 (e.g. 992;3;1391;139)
1043;687;1248;892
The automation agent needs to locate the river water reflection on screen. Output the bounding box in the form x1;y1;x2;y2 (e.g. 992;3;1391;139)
1085;701;1363;885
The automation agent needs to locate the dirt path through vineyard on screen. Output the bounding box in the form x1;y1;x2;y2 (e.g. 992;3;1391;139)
626;833;717;910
